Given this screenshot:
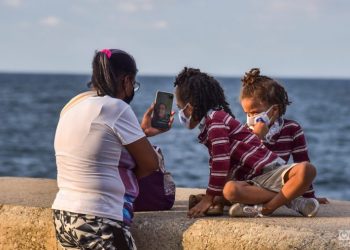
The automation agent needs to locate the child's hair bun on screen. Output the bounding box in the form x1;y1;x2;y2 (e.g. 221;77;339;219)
242;68;260;86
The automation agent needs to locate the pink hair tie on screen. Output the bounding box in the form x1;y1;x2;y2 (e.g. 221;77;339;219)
100;49;112;59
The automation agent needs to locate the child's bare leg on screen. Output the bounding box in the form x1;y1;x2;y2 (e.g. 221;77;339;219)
213;196;232;206
223;181;277;204
262;162;316;214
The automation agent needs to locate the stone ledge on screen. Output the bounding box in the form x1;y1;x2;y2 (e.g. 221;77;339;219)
1;177;350;250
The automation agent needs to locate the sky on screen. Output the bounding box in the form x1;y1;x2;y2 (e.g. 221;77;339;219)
0;0;349;78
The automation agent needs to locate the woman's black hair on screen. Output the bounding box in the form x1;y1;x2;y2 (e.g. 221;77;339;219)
174;67;234;121
88;49;137;97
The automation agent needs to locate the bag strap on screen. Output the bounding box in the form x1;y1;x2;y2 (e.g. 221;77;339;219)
60;90;97;117
153;146;166;173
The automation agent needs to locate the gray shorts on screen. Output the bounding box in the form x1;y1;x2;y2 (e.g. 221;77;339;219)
247;162;297;193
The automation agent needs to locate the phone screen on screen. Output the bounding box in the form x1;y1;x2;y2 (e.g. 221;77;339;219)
151;91;174;128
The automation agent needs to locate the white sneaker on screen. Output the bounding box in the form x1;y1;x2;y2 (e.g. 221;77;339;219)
228;203;264;217
287;197;319;217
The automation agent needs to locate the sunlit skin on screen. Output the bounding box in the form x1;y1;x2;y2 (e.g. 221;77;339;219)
223;159;317;216
241;97;329;204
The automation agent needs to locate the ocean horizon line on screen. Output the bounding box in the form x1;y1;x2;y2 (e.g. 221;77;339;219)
0;70;350;82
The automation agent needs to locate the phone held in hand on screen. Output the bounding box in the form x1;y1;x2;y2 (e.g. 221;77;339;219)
151;91;174;129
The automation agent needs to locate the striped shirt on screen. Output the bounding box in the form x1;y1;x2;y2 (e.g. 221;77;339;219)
198;110;279;196
262;119;310;163
261;119;315;198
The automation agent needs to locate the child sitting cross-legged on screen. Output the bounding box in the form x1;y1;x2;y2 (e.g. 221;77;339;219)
174;67;320;218
240;68;328;204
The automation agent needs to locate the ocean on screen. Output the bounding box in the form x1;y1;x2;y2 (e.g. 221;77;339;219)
0;73;349;200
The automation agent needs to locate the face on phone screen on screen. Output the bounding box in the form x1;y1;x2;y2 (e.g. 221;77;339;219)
157;103;167;119
152;91;173;128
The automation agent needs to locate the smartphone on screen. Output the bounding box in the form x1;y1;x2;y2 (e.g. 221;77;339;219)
151;91;174;129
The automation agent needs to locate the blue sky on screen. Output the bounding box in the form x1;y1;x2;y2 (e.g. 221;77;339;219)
1;0;349;78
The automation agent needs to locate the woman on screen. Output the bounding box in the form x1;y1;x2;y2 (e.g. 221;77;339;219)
52;49;173;249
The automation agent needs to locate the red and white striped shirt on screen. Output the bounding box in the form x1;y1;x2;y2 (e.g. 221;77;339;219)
198;110;279;196
262;119;310;163
261;119;315;198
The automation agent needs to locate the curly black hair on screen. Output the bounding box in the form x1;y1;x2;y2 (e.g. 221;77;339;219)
174;67;234;121
240;68;291;116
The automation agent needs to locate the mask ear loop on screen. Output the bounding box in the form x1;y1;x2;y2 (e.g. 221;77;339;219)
265;105;275;114
180;103;189;112
121;75;133;96
266;105;280;126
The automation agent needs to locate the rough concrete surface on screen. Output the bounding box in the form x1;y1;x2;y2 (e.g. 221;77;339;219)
1;177;350;250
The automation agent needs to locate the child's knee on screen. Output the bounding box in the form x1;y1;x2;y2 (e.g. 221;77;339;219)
305;162;317;179
296;162;317;180
223;181;241;202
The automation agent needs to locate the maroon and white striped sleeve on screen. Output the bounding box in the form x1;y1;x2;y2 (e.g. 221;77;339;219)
291;124;310;162
291;122;316;198
206;123;232;196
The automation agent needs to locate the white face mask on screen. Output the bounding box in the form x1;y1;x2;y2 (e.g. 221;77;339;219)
178;103;192;129
246;106;274;129
265;118;283;143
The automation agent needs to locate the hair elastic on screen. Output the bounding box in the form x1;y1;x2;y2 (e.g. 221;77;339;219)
100;49;112;59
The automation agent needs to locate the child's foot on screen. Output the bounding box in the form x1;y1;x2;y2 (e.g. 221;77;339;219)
286;197;319;217
228;203;264;217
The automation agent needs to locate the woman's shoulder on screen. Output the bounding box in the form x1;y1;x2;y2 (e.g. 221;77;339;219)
99;95;130;109
94;96;136;122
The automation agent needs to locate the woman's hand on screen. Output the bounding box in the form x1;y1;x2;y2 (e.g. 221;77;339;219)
187;194;213;218
141;103;175;137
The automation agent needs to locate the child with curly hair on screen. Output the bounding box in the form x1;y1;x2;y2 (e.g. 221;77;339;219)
175;67;320;218
240;68;328;204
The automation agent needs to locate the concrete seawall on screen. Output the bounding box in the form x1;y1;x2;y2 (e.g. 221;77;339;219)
1;177;350;249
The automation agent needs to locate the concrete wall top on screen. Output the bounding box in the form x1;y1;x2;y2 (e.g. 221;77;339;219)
1;177;350;249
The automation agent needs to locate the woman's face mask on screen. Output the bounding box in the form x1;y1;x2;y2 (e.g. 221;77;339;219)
178;103;192;129
247;105;274;128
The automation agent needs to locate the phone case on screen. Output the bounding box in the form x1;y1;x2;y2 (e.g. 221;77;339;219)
151;91;174;129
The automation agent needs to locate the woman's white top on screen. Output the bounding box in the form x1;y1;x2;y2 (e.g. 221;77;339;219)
52;92;145;225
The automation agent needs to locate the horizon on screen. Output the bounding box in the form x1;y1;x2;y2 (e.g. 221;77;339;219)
1;70;350;81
